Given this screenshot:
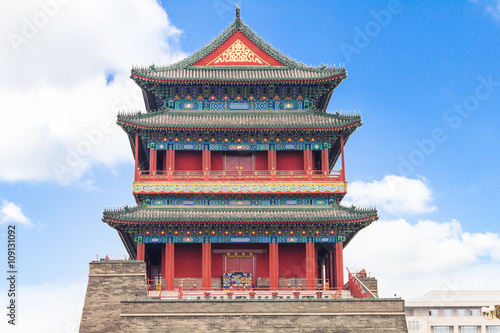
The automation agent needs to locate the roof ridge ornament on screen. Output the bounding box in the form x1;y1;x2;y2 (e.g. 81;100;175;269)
235;4;240;19
235;4;241;29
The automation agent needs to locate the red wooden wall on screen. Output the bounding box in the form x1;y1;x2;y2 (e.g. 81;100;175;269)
211;151;224;171
276;151;304;171
255;151;268;170
175;151;202;170
174;243;202;278
278;243;306;278
170;243;308;285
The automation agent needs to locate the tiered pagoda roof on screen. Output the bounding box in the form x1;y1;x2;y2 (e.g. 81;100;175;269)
105;8;378;256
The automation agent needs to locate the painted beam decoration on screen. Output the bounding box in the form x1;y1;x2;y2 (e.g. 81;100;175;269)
148;140;329;151
132;182;347;195
144;197;332;206
135;234;346;244
170;99;307;111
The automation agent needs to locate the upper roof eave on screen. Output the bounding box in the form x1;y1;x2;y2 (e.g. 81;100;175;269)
130;16;346;82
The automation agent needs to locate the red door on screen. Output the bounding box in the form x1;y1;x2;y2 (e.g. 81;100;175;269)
226;258;240;272
225;152;253;171
225;257;254;275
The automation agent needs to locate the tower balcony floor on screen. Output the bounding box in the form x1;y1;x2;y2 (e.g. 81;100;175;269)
132;180;347;195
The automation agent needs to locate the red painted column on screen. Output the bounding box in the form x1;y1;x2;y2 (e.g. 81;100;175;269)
166;150;175;179
269;242;279;290
340;132;346;181
321;149;329;174
137;242;145;261
171;150;176;171
166;150;171;171
325;254;330;289
334;242;344;290
329;251;334;290
304;149;313;177
134;131;140;181
202;150;211;180
161;243;166;287
164;243;175;290
306;242;316;290
202;242;212;290
150;148;157;175
268;150;277;179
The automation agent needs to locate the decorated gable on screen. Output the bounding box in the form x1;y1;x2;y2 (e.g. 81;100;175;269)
193;31;285;67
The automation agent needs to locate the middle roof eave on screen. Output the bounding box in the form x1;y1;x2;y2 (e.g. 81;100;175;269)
103;205;378;224
117;110;362;132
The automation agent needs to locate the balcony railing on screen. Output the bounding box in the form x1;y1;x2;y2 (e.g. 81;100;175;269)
147;278;343;300
136;170;345;182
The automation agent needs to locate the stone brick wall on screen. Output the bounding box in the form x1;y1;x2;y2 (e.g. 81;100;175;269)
119;298;408;332
79;261;407;332
79;261;147;333
358;276;379;297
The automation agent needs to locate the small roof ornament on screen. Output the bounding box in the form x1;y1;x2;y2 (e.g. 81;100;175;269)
235;5;240;19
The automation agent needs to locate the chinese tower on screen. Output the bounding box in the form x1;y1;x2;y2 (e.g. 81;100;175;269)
80;7;408;333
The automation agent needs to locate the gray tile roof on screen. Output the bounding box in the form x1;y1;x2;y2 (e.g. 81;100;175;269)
103;205;377;224
132;68;346;83
117;110;362;131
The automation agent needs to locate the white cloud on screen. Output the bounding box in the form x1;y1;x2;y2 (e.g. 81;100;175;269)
0;0;185;184
0;281;87;332
0;200;33;226
345;218;500;299
343;175;437;216
486;1;500;19
470;0;500;20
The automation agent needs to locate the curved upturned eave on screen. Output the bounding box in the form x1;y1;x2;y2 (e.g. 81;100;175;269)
116;109;362;133
102;209;378;225
102;204;377;223
117;120;361;132
130;72;346;85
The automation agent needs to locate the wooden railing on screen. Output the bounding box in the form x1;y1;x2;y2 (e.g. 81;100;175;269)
136;170;344;182
147;278;343;300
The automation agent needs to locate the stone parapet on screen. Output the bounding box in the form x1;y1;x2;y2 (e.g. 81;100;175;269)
120;298;408;332
79;261;147;333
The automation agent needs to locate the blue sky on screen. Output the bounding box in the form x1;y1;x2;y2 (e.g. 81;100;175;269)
1;1;500;331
